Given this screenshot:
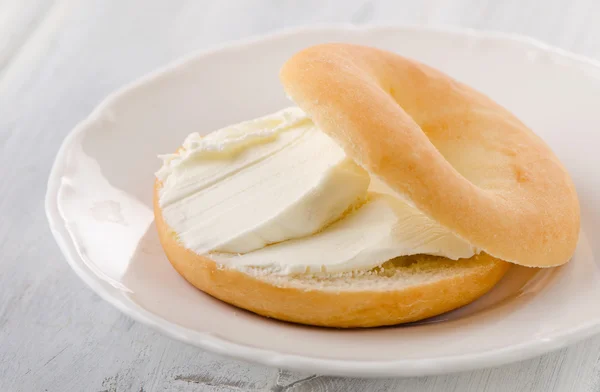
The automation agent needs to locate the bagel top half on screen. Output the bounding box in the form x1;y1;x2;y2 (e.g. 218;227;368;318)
280;43;580;268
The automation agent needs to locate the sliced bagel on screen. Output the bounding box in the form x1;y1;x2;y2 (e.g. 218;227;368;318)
154;186;510;328
280;43;580;267
153;43;578;328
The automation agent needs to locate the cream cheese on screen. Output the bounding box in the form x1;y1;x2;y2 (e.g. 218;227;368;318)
157;107;478;274
157;107;370;254
212;193;478;275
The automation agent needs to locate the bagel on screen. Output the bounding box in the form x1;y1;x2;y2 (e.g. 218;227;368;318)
155;191;510;328
280;44;580;268
154;44;579;328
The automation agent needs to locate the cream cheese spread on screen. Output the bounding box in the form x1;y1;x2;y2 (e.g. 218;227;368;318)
157;107;478;274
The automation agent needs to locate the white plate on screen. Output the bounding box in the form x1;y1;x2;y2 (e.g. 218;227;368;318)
46;25;600;377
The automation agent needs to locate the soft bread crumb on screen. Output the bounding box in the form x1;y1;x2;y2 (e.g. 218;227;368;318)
236;254;496;292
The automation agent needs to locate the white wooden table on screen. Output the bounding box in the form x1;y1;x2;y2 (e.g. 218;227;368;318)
2;1;600;391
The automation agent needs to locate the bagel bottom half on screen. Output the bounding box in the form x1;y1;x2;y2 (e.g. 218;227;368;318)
154;184;510;328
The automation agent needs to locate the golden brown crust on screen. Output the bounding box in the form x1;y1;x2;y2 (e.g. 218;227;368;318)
280;44;580;267
154;182;510;328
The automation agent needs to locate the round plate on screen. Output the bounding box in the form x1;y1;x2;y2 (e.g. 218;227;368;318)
46;25;600;377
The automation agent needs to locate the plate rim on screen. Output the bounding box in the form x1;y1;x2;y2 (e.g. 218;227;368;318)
45;24;600;378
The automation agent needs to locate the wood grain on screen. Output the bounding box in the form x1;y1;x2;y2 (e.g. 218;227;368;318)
1;0;600;391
